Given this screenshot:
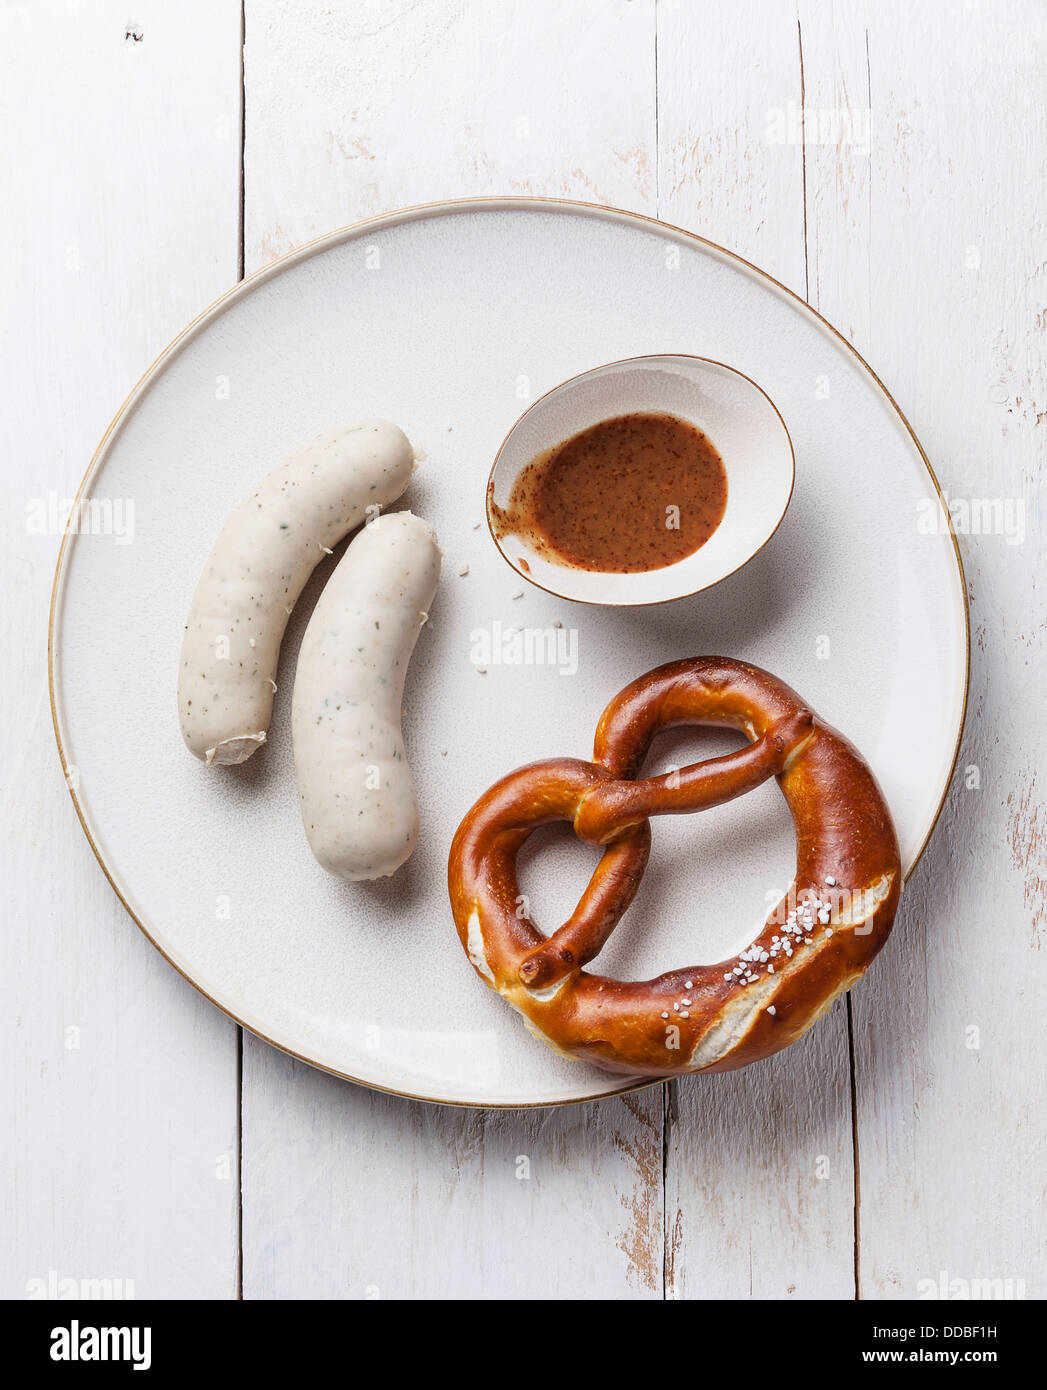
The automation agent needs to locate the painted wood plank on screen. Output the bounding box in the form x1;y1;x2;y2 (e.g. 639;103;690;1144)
240;0;665;1299
656;0;858;1299
656;0;808;296
243;0;658;270
798;0;1047;1299
243;1056;664;1299
0;0;243;1298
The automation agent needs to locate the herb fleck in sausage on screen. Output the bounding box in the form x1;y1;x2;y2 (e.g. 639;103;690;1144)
178;420;415;765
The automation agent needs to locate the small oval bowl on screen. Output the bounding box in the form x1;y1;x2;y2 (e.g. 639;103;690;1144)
486;354;795;606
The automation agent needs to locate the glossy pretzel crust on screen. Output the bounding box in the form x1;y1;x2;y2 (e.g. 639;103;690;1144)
448;658;902;1078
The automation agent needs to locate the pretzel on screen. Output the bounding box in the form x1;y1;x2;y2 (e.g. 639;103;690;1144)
447;658;901;1077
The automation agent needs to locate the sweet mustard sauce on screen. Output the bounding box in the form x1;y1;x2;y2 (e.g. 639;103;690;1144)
491;412;727;573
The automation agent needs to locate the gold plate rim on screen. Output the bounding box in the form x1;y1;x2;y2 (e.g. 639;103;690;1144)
48;195;971;1110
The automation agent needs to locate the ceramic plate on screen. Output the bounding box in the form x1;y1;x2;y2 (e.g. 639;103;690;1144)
487;354;796;605
50;199;968;1107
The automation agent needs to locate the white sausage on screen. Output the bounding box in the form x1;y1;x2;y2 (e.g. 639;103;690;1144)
291;511;440;881
178;420;414;765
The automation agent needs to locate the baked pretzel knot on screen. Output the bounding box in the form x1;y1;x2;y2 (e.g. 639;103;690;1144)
448;658;902;1077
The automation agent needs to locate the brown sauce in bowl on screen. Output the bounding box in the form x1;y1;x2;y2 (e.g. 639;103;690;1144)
490;412;727;574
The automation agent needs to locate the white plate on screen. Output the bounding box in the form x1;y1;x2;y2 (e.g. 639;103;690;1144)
50;199;968;1108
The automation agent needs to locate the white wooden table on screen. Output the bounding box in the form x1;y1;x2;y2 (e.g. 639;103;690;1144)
4;0;1044;1300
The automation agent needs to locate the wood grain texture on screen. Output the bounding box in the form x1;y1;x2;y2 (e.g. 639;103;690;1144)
656;0;808;295
242;1055;663;1299
242;0;658;270
0;0;243;1298
656;0;856;1300
797;0;1047;1299
239;0;665;1301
